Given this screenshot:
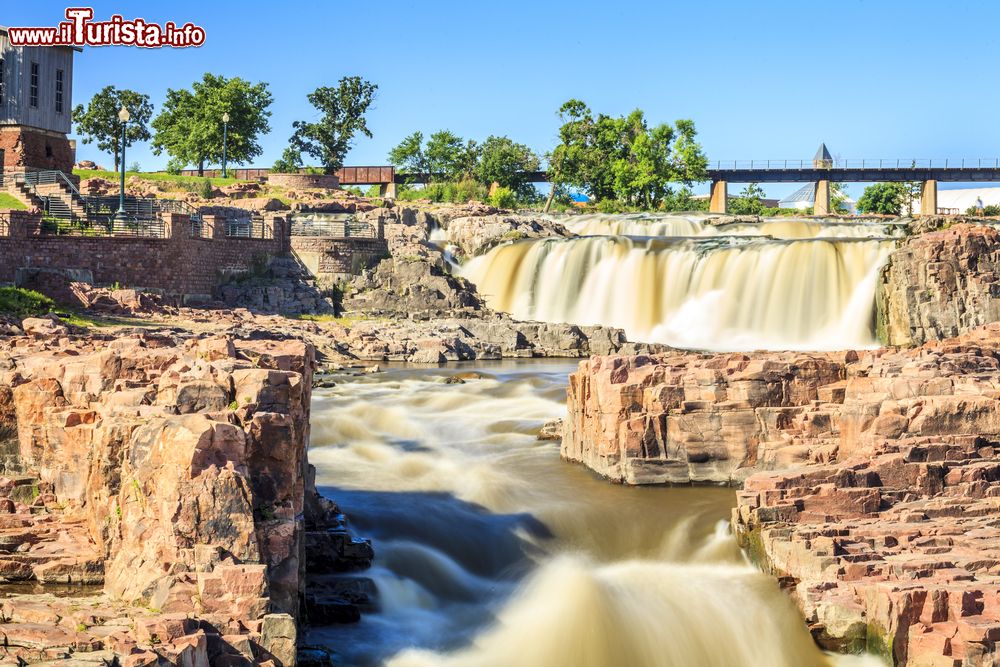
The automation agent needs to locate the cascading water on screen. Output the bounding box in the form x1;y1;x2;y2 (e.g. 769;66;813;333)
307;364;884;667
459;218;898;351
560;212;906;239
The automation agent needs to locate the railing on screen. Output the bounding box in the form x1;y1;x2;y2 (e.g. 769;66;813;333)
190;218;205;238
19;168;85;197
224;216;271;239
289;216;376;238
710;158;1000;170
28;216;166;238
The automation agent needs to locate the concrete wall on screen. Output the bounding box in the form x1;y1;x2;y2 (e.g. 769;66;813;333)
0;211;290;298
290;236;388;286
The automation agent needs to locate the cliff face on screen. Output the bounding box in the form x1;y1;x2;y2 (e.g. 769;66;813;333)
733;324;1000;666
877;224;1000;347
563;324;1000;665
563;351;849;484
0;329;346;664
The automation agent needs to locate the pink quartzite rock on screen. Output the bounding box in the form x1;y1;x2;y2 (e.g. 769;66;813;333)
564;323;1000;666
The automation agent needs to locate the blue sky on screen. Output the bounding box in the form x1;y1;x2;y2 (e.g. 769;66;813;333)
7;1;998;197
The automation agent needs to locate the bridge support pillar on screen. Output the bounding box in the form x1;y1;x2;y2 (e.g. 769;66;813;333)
920;180;938;215
814;180;831;216
709;180;727;214
379;182;398;199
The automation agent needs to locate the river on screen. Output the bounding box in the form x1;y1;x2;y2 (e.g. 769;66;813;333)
306;360;883;667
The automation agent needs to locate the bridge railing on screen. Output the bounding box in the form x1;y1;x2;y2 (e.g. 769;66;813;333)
710;158;1000;170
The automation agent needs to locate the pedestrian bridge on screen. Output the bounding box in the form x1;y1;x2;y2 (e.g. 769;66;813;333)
707;157;1000;215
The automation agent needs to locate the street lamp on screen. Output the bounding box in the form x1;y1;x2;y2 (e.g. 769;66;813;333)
222;112;230;179
115;106;130;223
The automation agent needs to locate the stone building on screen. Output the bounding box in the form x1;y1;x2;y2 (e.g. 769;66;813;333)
0;27;77;174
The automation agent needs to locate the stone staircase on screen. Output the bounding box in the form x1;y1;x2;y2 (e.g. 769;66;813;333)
2;171;89;219
4;179;42;209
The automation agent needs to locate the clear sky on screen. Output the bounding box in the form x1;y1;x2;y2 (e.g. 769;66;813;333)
7;1;999;197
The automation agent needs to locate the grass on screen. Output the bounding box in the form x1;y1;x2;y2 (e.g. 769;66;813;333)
73;169;249;188
0;287;55;318
0;193;27;210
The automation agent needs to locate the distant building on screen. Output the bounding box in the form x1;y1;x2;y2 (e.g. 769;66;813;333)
909;186;1000;215
0;27;78;173
778;182;857;213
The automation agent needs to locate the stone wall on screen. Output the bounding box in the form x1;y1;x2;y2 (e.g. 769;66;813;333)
290;236;388;285
0;126;75;173
0;211;290;298
267;173;340;189
877;223;1000;346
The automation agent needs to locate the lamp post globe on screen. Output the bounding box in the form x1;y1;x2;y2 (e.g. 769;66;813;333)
115;106;131;223
222;112;230;179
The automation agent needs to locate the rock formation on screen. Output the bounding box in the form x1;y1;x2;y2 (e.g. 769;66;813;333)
0;323;370;664
563;323;1000;665
877;223;1000;347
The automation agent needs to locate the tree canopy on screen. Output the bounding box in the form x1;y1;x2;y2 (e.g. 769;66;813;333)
855;182;908;215
550;100;708;208
388;130;480;181
475;135;540;199
151;73;273;175
387;131;428;176
72;86;153;171
729;183;767;215
288;77;377;174
426;130;479;181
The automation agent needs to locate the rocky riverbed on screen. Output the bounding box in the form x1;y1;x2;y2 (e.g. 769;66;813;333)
561;222;1000;666
1;200;999;666
0;321;378;664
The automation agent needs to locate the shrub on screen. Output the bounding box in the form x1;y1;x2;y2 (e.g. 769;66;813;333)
198;179;214;199
0;287;56;318
488;186;517;209
596;199;627;213
397;179;487;204
966;204;1000;216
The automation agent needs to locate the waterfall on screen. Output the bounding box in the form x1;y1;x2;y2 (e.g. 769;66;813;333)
561;213;905;239
459;233;896;351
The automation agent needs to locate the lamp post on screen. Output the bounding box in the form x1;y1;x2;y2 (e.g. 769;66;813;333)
222;112;230;179
115;106;130;223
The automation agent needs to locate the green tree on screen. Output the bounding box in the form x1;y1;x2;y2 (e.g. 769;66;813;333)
388;131;428;176
856;182;908;215
288;76;377;174
426;130;478;181
72;86;153;172
829;183;852;214
151;73;273;175
550;99;708;209
271;147;302;174
475;135;540;200
729;183;767;215
661;185;707;212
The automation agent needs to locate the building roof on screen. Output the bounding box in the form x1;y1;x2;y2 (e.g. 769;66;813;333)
814;143;832;163
779;183;816;205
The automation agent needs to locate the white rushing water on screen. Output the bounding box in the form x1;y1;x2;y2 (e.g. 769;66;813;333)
460;233;896;351
307;364;885;667
559;212;906;240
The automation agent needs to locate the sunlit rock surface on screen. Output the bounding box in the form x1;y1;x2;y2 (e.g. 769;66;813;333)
564;323;1000;665
0;327;362;664
878;223;1000;347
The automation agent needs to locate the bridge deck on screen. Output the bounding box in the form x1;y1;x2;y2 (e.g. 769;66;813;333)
707;167;1000;183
